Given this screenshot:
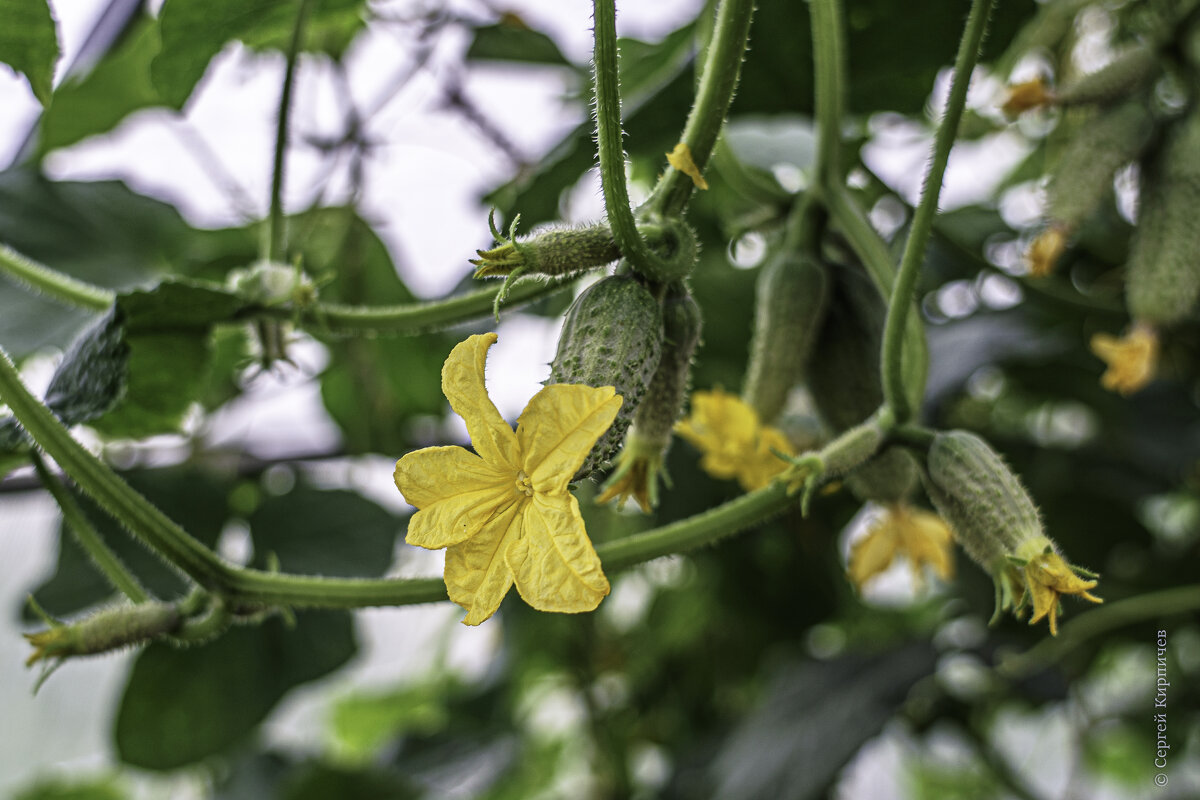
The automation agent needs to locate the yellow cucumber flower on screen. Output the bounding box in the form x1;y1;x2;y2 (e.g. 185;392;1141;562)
675;389;792;491
1016;543;1103;636
596;430;665;513
848;505;954;591
1001;77;1054;117
1090;323;1158;396
394;333;622;625
1026;226;1067;278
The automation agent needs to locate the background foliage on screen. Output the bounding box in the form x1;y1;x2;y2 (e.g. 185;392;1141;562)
1;0;1199;798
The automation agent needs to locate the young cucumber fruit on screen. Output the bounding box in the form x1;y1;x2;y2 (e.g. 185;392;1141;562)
549;272;664;478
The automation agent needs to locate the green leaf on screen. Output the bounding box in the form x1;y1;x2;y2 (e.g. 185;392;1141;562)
466;23;573;67
329;682;452;765
249;483;402;577
115;612;356;770
26;466;231;619
12;776;125;800
0;169;197;360
151;0;366;109
280;763;420;800
38;19;161;155
0;0;59;105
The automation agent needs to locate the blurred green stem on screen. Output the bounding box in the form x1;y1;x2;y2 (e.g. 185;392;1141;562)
880;0;994;422
0;243;114;311
648;0;755;217
32;453;150;605
266;0;314;263
811;0;846;186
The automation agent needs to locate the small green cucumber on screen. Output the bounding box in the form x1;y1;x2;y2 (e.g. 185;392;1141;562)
628;282;703;448
741;252;830;424
1056;45;1161;107
549;272;664;477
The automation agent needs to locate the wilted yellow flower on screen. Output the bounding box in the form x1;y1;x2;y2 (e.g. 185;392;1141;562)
676;389;792;491
597;431;665;513
1002;77;1054;117
394;333;621;625
666;142;709;190
1026;226;1067;278
1019;545;1103;636
1090;323;1158;395
848;505;954;590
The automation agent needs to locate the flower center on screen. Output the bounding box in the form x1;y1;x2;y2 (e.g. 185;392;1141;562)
515;470;534;497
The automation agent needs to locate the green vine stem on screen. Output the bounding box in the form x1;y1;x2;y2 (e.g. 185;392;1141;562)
591;0;662;275
648;0;756;218
999;583;1200;677
266;0;314;263
0;346;236;591
811;0;847;186
0;244;115;311
880;0;995;422
291;276;571;334
32;453;150;605
3;336;799;613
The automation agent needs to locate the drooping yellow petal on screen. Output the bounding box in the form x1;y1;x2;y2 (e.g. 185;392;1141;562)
676;389;760;480
848;523;900;590
1090;324;1158;396
898;508;955;581
736;426;794;491
517;383;622;492
666;142;709;190
506;493;609;614
444;500;524;625
441;333;520;469
1001;77;1053;117
1026;226;1067;278
1023;550;1103;636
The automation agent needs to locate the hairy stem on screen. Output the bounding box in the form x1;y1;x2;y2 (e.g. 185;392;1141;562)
811;0;846;185
591;0;659;274
32;454;150;604
880;0;995;421
0;244;114;311
650;0;755;217
266;0;314;263
0;347;234;590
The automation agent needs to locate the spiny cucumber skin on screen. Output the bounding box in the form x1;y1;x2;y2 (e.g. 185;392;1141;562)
742;253;829;424
520;225;621;276
807;261;921;503
1048;101;1153;229
549;275;664;477
1127;106;1200;325
1057;46;1160;107
630;285;702;447
925;431;1042;569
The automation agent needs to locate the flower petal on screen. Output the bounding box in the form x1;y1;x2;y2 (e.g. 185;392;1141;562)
506;493;609;613
394;446;515;549
444;500;523;625
442;333;520;469
516;384;622;491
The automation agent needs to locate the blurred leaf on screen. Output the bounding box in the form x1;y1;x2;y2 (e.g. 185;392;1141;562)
329;682;452;765
151;0;366;109
26;466;231;619
0;0;59;105
249;483;402;577
0;170;197;359
115;612;356;770
467;23;573;68
280;763;419;800
12;776;125;800
709;643;937;800
38;18;160;155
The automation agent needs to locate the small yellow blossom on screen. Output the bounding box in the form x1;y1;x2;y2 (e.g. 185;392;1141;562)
1017;544;1103;636
597;431;665;512
675;389;792;491
394;333;622;625
1001;77;1054;117
666;142;709;190
1026;226;1068;278
848;505;954;590
1090;323;1159;396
